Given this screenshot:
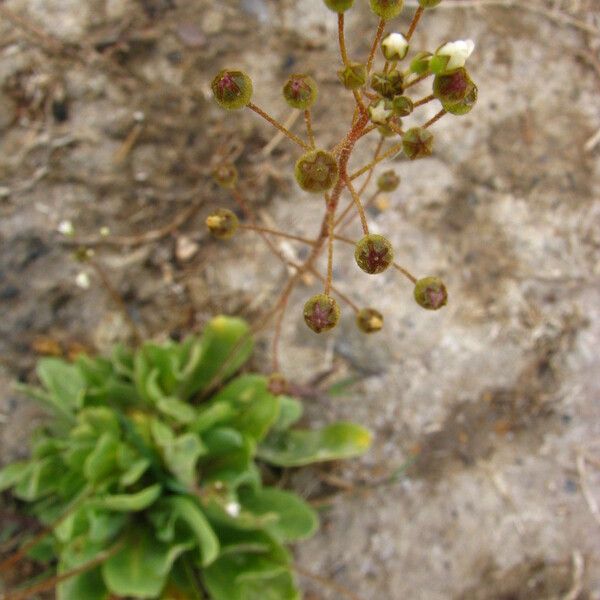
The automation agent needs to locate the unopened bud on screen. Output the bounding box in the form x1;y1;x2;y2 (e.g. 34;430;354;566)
212;163;238;189
430;39;475;74
368;98;393;125
206;208;239;240
356;308;384;333
381;33;409;61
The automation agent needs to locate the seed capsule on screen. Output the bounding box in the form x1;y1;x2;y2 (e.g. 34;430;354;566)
413;276;448;310
419;0;442;6
443;80;478;115
211;69;253;110
391;95;414;117
377;114;402;137
212;163;238;189
377;170;400;192
303;294;340;333
283;74;318;110
295;150;339;193
338;63;367;90
323;0;354;11
354;234;394;274
402;127;433;160
370;70;404;99
267;373;288;396
433;67;471;105
370;0;404;20
206;208;239;240
356;308;384;333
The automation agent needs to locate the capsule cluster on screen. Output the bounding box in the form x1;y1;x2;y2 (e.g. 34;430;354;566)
207;0;476;340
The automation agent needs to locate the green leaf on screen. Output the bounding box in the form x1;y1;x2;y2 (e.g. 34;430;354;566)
37;358;86;410
142;343;180;394
243;571;300;600
86;510;127;544
83;432;120;484
176;316;253;399
327;376;360;397
211;375;279;442
165;433;206;487
190;401;236;433
0;461;30;492
272;396;303;431
151;420;206;487
91;484;162;512
200;429;258;489
238;487;318;542
203;540;293;600
102;528;192;599
155;396;197;424
163;496;220;566
57;538;110;600
13;457;63;501
119;456;151;487
258;423;372;467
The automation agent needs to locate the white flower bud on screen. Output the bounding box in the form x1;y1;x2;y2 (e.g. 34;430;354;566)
75;272;91;289
225;501;241;517
368;99;393;125
381;33;409;61
58;220;75;236
436;39;475;71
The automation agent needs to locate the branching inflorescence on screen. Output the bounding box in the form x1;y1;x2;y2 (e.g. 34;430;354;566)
209;0;477;372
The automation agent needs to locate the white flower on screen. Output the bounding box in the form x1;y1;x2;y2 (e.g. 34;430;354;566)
436;39;475;71
58;220;75;236
99;226;111;237
368;100;393;125
75;272;91;289
225;501;241;517
381;33;409;61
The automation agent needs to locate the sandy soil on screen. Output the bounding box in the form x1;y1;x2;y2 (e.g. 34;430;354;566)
1;0;600;598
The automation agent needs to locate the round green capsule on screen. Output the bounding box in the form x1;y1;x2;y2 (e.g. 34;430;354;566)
419;0;442;6
303;294;340;333
355;234;394;274
402;127;433;160
377;170;400;192
206;208;239;240
211;69;253;110
283;74;318;110
413;276;448;310
323;0;354;11
212;163;238;189
356;308;384;333
295;150;339;193
338;63;367;90
370;0;404;20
